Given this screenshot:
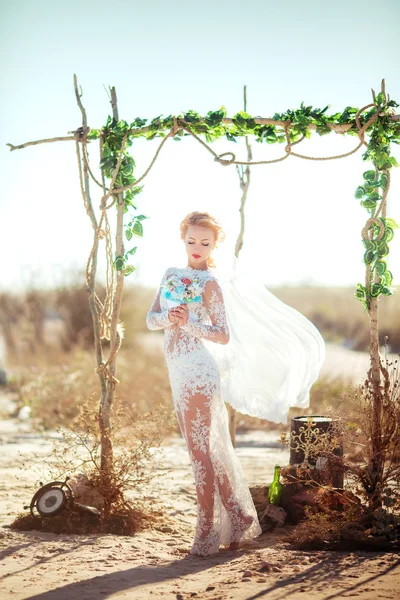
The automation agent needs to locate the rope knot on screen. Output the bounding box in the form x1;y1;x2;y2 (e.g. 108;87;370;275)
362;218;385;242
215;152;236;166
172;117;179;137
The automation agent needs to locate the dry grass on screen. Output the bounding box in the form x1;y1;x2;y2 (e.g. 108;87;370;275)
2;277;400;360
1;274;398;436
272;284;400;353
7;341;356;433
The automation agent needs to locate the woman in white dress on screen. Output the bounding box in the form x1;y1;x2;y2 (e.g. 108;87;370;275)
146;211;262;555
146;211;326;556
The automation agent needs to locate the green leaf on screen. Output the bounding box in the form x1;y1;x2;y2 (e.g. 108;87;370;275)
130;117;147;128
87;129;100;140
383;227;394;242
370;283;383;297
376;260;387;276
125;229;133;241
384;270;393;286
381;286;393;296
363;170;377;182
381;217;399;229
100;157;116;170
377;242;389;257
124;265;136;277
183;110;201;123
375;92;386;106
114;256;125;271
125;246;137;257
362;239;377;251
363;249;375;264
355;186;366;199
367;191;381;202
132;220;144;237
378;173;389;190
225;132;238;142
131;186;144;197
355;283;368;307
136;215;148;221
360;199;377;210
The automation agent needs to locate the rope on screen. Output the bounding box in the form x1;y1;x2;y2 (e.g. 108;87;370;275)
95;325;122;386
181;124;292;166
100;128;175;207
362;218;385;242
82;141;103;188
374;169;390;220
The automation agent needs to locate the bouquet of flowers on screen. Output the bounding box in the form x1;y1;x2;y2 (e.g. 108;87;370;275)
161;275;202;322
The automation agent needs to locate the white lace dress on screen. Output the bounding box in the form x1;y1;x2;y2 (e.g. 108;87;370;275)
146;266;262;556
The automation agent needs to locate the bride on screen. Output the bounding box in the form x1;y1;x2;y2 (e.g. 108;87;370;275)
146;211;325;556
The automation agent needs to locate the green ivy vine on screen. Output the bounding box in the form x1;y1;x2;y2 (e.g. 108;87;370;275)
353;92;400;310
87;95;400;291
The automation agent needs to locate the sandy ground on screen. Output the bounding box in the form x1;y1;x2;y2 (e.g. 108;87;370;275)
0;343;399;599
0;417;399;599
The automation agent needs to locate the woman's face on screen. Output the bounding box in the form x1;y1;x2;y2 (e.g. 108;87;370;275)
184;224;215;266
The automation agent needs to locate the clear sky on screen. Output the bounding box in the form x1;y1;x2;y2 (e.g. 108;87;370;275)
1;0;400;291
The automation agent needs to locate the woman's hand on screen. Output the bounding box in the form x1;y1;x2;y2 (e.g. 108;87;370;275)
170;304;189;326
168;308;179;324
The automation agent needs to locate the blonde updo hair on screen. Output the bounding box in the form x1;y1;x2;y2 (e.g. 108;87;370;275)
180;211;225;268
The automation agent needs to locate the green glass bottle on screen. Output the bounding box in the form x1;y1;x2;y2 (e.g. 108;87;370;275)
268;465;283;506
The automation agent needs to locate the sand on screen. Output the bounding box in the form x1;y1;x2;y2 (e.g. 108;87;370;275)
0;410;399;600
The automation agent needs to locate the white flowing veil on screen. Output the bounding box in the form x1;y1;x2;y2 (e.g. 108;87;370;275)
206;251;326;425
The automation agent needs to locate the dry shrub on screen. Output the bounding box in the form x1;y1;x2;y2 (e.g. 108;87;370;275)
0;290;47;357
282;349;400;511
33;396;175;502
120;284;158;341
11;501;165;536
8;345;98;428
282;349;400;551
12;395;176;535
341;351;400;509
284;505;400;551
283;507;359;550
53;284;101;351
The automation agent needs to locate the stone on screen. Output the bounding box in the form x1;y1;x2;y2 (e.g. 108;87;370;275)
259;504;287;531
259;561;273;572
68;474;105;512
243;570;253;577
158;525;174;533
249;485;269;513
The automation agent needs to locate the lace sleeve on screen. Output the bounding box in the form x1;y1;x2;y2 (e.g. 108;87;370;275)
181;279;230;345
146;269;173;331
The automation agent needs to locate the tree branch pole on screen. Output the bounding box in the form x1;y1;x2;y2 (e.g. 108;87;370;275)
360;79;391;507
227;85;253;448
8;114;400;153
97;85;127;482
72;74;107;424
